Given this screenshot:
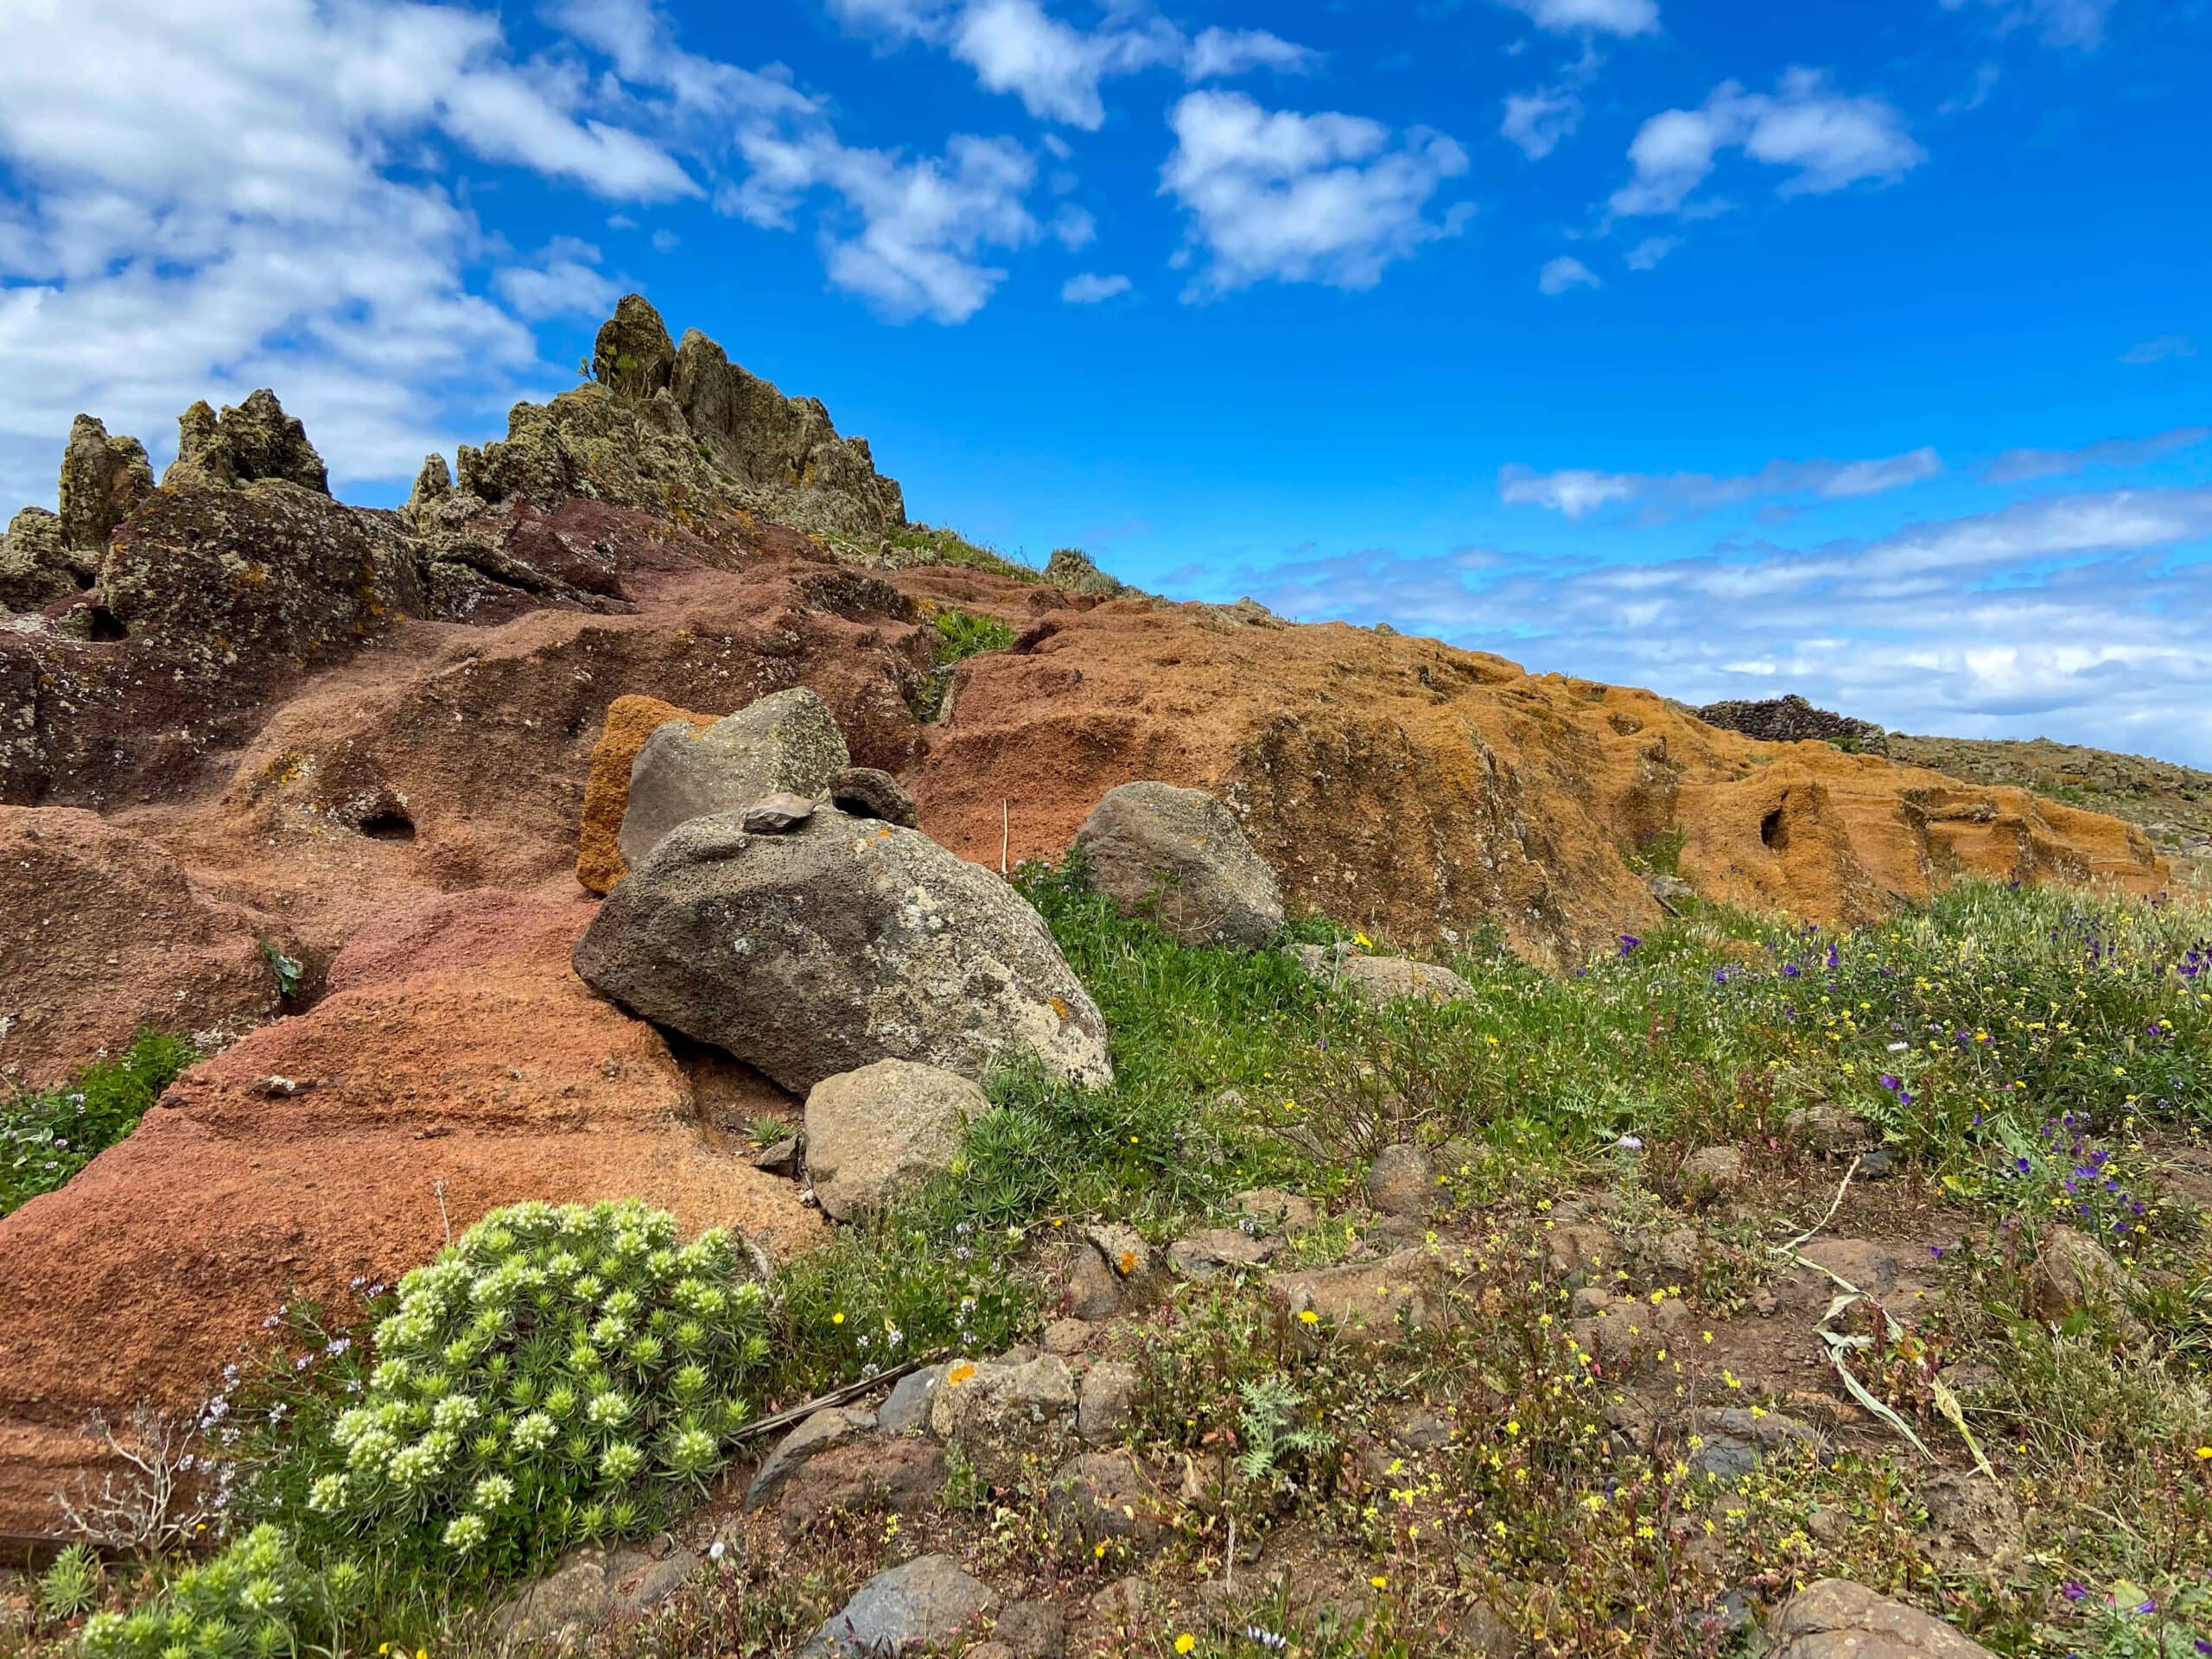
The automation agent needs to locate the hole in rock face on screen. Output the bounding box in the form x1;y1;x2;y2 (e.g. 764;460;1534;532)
71;569;95;592
358;810;416;842
86;606;127;642
1759;806;1785;850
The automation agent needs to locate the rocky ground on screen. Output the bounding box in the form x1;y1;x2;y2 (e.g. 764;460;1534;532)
1;296;2206;1659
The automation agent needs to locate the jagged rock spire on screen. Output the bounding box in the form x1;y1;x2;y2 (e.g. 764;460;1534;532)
163;389;330;495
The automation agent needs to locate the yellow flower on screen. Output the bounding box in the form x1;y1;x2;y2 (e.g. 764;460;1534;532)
1354;932;1374;949
1176;1637;1197;1656
831;1311;845;1325
1370;1575;1389;1590
2196;1446;2212;1459
1299;1309;1320;1325
946;1361;978;1387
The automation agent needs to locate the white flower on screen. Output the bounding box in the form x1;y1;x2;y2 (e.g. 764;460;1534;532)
1616;1135;1643;1151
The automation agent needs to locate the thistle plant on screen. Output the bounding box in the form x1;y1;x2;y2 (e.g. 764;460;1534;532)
295;1200;769;1573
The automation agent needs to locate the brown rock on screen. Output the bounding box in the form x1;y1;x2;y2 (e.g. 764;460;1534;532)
776;1436;944;1539
1270;1247;1446;1351
576;695;720;893
1767;1580;1994;1658
1366;1142;1433;1217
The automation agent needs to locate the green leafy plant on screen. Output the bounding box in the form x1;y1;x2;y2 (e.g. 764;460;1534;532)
260;943;304;999
0;1032;196;1217
931;607;1016;666
37;1541;105;1621
266;1201;771;1577
80;1524;365;1659
1234;1375;1336;1489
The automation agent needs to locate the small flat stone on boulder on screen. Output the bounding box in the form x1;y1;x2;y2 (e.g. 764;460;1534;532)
743;791;817;833
805;1059;990;1221
1073;781;1284;948
798;1554;998;1658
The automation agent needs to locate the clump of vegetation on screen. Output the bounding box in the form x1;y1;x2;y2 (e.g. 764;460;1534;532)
931;607;1016;666
227;1201;770;1580
80;1524;365;1659
0;1032;195;1217
873;524;1039;581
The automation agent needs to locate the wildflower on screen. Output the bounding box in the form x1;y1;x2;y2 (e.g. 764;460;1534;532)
1298;1310;1320;1325
1616;1135;1643;1152
831;1312;845;1325
1176;1637;1197;1656
1370;1575;1388;1590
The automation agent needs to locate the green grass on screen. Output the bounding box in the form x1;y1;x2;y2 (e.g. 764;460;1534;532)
930;607;1016;666
0;1033;196;1217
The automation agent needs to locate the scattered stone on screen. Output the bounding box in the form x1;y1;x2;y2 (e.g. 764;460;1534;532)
776;1437;945;1540
742;791;817;833
616;687;849;870
1235;1187;1320;1232
804;1059;989;1222
1545;1223;1618;1281
1290;943;1476;1007
929;1352;1078;1482
1787;1103;1872;1159
1453;1600;1527;1657
163;389;331;494
879;1363;945;1436
1648;872;1697;909
830;765;920;827
1049;1449;1171;1552
1795;1238;1928;1302
1766;1580;1993;1659
991;1599;1069;1659
796;1554;998;1659
574;805;1111;1095
1859;1147;1898;1180
1680;1145;1749;1201
493;1542;697;1647
745;1405;876;1510
1389;1404;1456;1452
1042;1318;1094;1357
1366;1143;1433;1217
1569;1290;1693;1370
1915;1471;2025;1576
1066;1224;1171;1319
1077;1360;1142;1445
2029;1225;2142;1327
752;1134;801;1177
1270;1247;1446;1351
1166;1228;1279;1278
1072;780;1285;948
1066;1249;1126;1321
1688;1407;1819;1482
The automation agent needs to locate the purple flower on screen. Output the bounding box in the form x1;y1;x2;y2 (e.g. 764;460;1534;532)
1618;935;1643;957
1783;963;1802;978
1878;1073;1902;1091
2061;1581;2088;1603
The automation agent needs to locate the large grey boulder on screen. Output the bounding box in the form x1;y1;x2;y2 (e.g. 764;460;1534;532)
1072;781;1283;948
1767;1580;1993;1658
806;1059;990;1221
574;806;1111;1094
616;687;849;870
798;1554;998;1658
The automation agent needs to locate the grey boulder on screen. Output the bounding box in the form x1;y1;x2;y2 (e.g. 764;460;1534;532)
1767;1580;1994;1658
1072;781;1283;948
806;1059;990;1221
798;1554;999;1658
616;686;849;869
575;805;1111;1095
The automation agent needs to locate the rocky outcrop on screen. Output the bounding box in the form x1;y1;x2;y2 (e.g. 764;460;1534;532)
57;416;155;555
458;294;906;541
617;688;850;871
1043;548;1131;597
162;390;331;494
804;1059;991;1220
0;808;283;1085
1697;694;1889;754
0;507;77;612
1073;780;1284;947
797;1555;997;1659
574;807;1112;1094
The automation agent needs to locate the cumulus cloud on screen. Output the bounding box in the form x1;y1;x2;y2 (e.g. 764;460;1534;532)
730;127;1039;324
1160;92;1471;297
1232;484;2212;762
1538;255;1602;295
1610;68;1924;218
1939;0;2116;50
0;0;714;501
829;0;1316;130
1501;448;1944;519
1984;426;2212;484
1062;272;1134;303
1624;233;1681;269
493;238;621;320
1502;88;1582;160
1497;0;1660;36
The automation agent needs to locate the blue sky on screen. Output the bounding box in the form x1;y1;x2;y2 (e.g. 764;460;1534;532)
2;0;2208;757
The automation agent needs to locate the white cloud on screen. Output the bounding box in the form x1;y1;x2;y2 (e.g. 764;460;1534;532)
1160;92;1471;297
1611;69;1924;218
1538;255;1602;295
1501;87;1582;160
1624;233;1681;269
1940;0;2116;49
1062;272;1134;303
1501;447;1944;518
1985;426;2212;484
828;0;1319;130
1051;203;1097;249
0;0;711;501
1497;0;1660;36
493;238;620;320
731;127;1039;324
2120;334;2196;366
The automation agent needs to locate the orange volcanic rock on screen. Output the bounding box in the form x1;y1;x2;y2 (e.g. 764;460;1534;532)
0;889;820;1537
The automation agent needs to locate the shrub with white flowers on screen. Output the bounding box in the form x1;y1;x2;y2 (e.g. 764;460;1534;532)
81;1523;363;1659
306;1199;769;1571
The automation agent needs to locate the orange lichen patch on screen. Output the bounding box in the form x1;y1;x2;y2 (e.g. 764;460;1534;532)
575;694;720;893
